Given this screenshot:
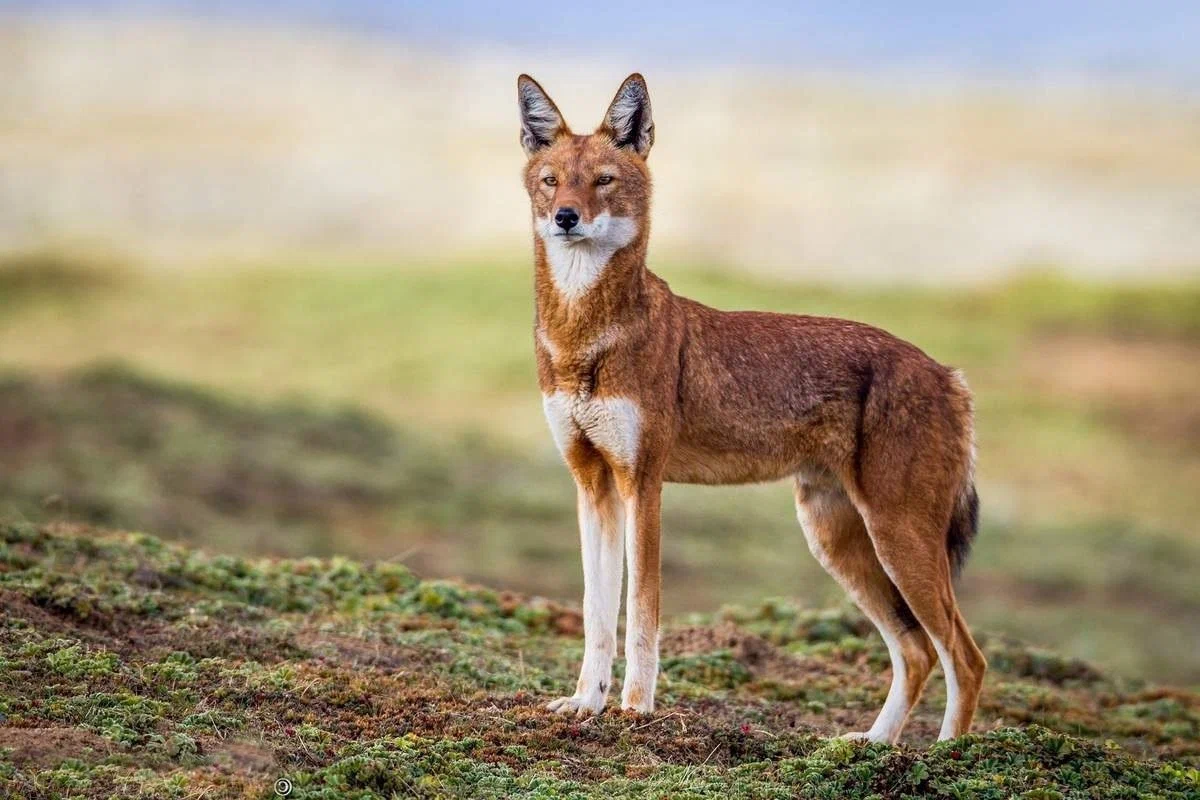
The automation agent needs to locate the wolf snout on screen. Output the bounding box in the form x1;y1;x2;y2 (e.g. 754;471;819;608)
554;207;580;232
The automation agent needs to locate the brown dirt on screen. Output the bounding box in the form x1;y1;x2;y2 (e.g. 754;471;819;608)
663;622;826;684
292;630;446;672
0;726;114;768
659;622;952;743
497;591;584;637
0;591;115;649
3;523;1197;795
0;588;307;666
201;736;278;774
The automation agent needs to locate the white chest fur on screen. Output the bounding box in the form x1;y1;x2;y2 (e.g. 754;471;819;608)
539;214;638;300
542;392;642;467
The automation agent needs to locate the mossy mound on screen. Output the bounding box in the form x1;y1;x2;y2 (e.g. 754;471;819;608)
1;523;1196;798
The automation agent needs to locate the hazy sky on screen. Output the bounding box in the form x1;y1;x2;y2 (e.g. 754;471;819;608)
9;1;1200;86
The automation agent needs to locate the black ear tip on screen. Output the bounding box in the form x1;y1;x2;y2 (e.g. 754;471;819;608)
617;74;649;103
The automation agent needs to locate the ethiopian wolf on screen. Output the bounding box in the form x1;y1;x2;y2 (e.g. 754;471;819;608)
519;73;985;743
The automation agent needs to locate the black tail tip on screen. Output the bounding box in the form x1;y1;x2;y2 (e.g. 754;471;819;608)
948;483;980;578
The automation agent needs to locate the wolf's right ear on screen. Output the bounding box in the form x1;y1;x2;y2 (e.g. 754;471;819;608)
518;75;567;156
603;73;654;157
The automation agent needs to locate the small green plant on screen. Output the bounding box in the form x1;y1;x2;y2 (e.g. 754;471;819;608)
0;523;1196;798
45;644;122;681
662;651;753;690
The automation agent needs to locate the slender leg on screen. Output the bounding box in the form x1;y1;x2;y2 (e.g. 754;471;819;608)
620;483;662;713
546;471;624;717
795;479;936;743
863;512;987;740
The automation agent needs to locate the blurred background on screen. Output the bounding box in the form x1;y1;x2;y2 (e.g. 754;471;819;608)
1;2;1197;685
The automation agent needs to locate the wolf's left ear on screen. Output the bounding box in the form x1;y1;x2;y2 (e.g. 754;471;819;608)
518;75;568;156
602;73;654;157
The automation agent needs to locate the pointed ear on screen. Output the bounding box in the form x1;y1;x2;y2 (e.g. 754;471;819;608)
518;74;567;156
602;73;654;157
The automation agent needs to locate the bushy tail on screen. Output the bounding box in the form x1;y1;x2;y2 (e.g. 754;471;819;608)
947;481;980;578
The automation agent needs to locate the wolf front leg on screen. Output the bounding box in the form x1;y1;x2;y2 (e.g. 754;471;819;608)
620;478;662;713
546;472;624;717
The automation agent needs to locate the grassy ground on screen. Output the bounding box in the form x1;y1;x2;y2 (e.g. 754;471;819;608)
1;253;1199;685
1;522;1197;798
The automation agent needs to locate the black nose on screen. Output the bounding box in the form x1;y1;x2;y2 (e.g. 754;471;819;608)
554;207;580;231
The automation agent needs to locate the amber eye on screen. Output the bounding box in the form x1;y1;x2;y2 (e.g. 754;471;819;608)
542;176;557;186
596;175;614;186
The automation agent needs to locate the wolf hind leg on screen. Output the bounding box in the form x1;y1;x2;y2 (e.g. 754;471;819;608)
795;477;936;743
857;504;987;741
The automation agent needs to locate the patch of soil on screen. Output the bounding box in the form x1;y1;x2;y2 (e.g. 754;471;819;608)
1;589;307;666
498;591;583;637
0;591;110;646
660;622;965;746
123;620;307;664
292;631;446;672
201;736;277;774
0;726;114;768
662;622;824;683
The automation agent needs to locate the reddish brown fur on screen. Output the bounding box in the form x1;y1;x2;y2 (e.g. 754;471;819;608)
521;73;985;741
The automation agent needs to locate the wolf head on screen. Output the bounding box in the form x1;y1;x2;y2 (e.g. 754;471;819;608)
517;74;654;262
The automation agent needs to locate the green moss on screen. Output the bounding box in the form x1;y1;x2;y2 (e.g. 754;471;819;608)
0;523;1197;798
178;709;244;735
44;644;122;681
719;602;874;648
275;727;1200;799
662;651;753;690
59;692;169;746
139;652;200;686
981;634;1104;685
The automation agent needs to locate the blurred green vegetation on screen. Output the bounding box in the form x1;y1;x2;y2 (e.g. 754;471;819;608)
0;252;1197;685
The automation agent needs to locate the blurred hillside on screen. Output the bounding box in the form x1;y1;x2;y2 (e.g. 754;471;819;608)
1;8;1199;691
2;254;1198;684
2;12;1200;280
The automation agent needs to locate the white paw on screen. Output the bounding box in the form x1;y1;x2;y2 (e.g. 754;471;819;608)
839;730;891;744
546;693;605;718
620;691;654;714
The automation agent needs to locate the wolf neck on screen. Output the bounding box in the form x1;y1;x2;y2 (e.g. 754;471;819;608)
543;236;624;301
535;234;648;333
